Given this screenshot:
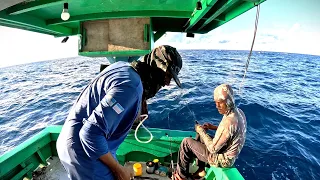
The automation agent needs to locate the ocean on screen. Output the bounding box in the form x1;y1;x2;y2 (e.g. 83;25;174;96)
0;50;319;179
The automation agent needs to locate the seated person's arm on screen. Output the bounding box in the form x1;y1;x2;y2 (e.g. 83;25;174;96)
203;122;218;130
197;117;234;154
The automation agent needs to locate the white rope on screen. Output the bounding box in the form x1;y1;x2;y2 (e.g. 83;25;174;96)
134;114;153;143
238;4;261;94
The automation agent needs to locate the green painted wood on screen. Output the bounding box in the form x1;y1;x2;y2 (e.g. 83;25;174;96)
20;162;26;168
205;167;216;180
46;10;192;26
198;0;242;30
152;17;189;32
0;11;72;35
79;50;152;57
0;134;51;177
0;0;265;36
154;31;166;42
82;27;87;48
0;126;62;179
32;0;196;19
11;163;33;180
0;125;244;180
36;150;47;165
7;0;65;15
0;0;25;11
185;0;218;31
46;125;63;134
0;20;57;35
117;128;194;165
50;132;60;141
224;1;262;21
149;18;155;49
200;0;265;33
205;166;245;180
144;24;150;42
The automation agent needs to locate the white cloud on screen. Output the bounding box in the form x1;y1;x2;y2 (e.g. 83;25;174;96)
155;23;320;56
1;22;319;68
0;26;78;68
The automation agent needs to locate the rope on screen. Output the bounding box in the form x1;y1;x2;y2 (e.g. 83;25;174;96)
238;4;261;94
134;114;153;143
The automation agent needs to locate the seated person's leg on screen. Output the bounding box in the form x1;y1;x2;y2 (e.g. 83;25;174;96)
176;137;210;179
195;133;213;168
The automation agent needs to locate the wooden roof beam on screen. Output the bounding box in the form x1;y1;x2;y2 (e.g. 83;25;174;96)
46;10;192;26
0;0;25;11
184;0;219;31
6;0;65;15
199;0;265;33
198;0;241;30
0;11;72;35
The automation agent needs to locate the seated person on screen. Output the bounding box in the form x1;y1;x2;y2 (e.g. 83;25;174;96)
175;84;247;179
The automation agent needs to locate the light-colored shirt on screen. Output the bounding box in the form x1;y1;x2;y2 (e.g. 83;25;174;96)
198;108;247;167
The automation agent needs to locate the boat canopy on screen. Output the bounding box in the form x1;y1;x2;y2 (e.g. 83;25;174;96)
0;0;265;57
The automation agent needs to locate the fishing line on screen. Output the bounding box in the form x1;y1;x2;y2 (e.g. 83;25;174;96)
166;113;175;174
166;86;198;174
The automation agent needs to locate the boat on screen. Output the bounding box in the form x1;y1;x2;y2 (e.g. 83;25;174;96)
0;0;265;179
0;126;245;180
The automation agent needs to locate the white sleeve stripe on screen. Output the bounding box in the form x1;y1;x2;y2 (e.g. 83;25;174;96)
112;103;124;114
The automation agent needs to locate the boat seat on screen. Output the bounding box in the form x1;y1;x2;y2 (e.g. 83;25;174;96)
204;166;245;180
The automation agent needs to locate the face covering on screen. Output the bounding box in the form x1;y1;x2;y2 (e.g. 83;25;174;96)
131;61;165;100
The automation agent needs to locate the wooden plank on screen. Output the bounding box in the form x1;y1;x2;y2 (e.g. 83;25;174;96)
0;11;72;35
7;0;65;15
0;0;25;11
47;10;191;26
11;163;33;180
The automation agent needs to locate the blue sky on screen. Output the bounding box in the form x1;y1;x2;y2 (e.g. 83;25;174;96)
1;0;319;67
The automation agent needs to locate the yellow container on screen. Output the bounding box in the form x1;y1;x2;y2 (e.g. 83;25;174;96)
133;163;142;176
153;159;159;169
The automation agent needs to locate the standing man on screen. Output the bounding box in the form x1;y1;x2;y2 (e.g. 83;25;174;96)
57;45;183;180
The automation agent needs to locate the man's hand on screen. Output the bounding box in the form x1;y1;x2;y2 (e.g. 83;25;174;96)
114;165;134;180
195;124;202;133
202;123;218;130
99;153;134;179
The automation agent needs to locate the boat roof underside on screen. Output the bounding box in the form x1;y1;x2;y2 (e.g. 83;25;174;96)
0;0;265;37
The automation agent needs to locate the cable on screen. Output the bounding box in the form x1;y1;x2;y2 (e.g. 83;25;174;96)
238;4;261;94
134;114;153;143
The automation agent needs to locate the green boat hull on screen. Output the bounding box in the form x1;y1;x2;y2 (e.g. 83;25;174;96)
0;126;244;180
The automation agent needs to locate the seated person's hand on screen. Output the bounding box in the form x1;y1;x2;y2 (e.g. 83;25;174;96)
202;122;218;130
195;124;202;133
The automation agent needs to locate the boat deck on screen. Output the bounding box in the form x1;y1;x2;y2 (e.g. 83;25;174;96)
31;157;68;180
30;157;170;180
125;162;170;180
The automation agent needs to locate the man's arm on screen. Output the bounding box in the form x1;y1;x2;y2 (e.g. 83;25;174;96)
99;153;133;180
79;85;140;160
79;126;133;179
202;122;218;130
196;117;234;154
